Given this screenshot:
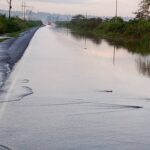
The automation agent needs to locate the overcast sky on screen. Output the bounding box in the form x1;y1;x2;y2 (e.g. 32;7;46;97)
0;0;140;17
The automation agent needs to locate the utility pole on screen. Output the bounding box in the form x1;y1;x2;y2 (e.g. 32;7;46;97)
21;0;24;19
116;0;118;18
85;12;87;19
67;16;69;36
21;1;26;20
21;1;33;20
7;0;12;19
28;10;33;21
26;6;33;20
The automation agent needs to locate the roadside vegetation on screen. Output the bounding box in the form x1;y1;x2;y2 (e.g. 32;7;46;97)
57;0;150;55
57;17;150;54
0;14;42;37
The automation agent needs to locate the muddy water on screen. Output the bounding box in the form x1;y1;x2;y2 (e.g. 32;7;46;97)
0;26;150;150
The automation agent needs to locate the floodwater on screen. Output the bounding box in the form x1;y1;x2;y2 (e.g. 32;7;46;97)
0;26;150;150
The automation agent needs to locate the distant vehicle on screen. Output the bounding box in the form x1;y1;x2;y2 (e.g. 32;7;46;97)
47;22;56;27
48;21;52;25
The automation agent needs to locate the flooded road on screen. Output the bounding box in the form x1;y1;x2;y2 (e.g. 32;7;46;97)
0;26;150;150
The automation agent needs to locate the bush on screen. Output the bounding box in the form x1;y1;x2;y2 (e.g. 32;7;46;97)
0;15;7;34
124;20;150;37
97;21;125;33
0;15;42;34
57;15;150;42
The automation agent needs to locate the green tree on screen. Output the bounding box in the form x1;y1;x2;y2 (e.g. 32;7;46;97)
71;15;85;23
135;0;150;20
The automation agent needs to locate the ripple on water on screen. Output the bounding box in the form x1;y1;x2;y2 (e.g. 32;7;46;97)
0;79;33;103
0;145;12;150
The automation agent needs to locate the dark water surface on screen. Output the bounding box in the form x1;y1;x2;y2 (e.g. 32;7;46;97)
0;26;150;150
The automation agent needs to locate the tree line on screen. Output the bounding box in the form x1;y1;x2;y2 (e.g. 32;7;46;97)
135;0;150;20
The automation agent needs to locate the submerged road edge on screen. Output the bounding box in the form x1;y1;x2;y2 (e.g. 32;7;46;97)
0;27;40;121
0;27;40;88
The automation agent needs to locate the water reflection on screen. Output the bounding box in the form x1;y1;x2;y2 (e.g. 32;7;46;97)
84;37;87;50
69;30;150;55
113;46;116;66
104;39;150;56
136;57;150;77
70;31;102;45
68;30;150;78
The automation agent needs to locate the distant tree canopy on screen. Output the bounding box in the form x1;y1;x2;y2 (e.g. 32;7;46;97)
110;17;124;22
135;0;150;20
0;15;42;34
71;15;86;22
70;15;103;30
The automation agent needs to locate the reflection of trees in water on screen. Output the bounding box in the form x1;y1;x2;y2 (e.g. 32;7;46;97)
69;30;150;77
113;46;116;65
104;38;150;56
70;31;102;45
69;30;150;56
136;57;150;77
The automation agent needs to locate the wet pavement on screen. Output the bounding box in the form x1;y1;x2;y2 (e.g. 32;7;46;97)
0;26;150;150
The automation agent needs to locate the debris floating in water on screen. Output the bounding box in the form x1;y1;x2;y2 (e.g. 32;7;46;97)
96;90;113;93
